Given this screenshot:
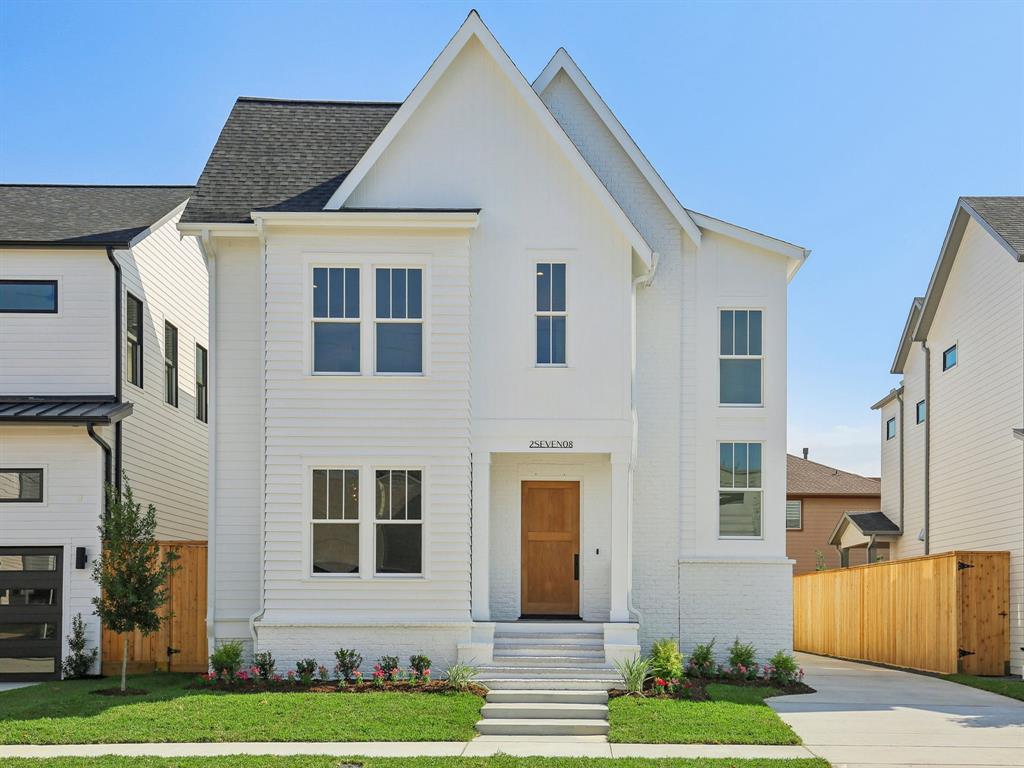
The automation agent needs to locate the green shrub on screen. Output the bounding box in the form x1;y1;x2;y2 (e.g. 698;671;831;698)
334;648;363;681
728;637;757;669
766;649;802;685
296;657;317;684
650;638;683;681
614;654;652;694
409;654;432;677
252;651;275;680
62;613;98;679
444;662;478;690
687;638;716;678
209;640;244;680
377;655;400;678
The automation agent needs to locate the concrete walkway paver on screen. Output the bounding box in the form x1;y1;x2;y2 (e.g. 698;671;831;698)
770;653;1024;768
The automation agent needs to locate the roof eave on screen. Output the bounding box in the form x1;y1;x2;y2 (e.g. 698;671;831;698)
250;209;481;230
687;210;811;281
871;386;904;411
0;402;133;425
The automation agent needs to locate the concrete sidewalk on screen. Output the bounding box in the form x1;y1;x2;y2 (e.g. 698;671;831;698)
770;653;1024;768
0;740;817;760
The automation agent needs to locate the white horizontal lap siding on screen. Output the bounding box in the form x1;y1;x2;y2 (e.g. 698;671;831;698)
117;211;209;540
261;231;471;623
879;397;902;534
926;218;1024;674
894;347;926;559
0;426;105;671
0;248;114;395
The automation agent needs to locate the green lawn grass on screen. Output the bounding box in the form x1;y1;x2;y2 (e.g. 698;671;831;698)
1;758;831;768
941;674;1024;702
0;674;482;744
607;684;801;744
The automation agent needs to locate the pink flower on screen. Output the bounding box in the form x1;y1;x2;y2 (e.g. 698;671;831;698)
287;670;295;681
272;674;282;682
655;677;666;687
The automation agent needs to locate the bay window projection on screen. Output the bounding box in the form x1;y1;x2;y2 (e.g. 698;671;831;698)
313;267;360;373
536;263;566;365
719;442;763;538
720;309;763;405
375;470;422;575
311;469;359;574
375;268;423;374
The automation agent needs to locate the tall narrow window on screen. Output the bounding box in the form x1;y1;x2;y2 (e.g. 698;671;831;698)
720;309;763;405
375;469;422;575
311;469;359;574
942;344;957;371
718;442;762;537
535;263;567;365
195;345;208;423
0;469;44;503
312;267;360;373
375;268;423;374
916;400;926;424
785;500;803;530
886;417;896;440
0;280;57;313
164;321;178;407
126;293;143;387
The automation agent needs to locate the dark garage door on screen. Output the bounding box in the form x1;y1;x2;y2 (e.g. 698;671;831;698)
0;547;62;681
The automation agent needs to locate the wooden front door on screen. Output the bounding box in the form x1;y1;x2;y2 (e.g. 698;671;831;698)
521;481;580;617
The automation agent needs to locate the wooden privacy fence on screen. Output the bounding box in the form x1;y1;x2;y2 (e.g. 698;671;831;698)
102;541;208;675
793;550;1009;675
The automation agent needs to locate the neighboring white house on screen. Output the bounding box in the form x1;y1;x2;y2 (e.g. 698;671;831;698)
180;12;808;682
860;196;1024;676
0;185;209;681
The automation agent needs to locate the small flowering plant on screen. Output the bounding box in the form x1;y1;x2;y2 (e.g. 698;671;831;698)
652;677;668;695
372;664;387;688
198;671;217;686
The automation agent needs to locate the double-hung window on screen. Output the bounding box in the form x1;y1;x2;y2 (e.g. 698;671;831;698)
785;499;802;530
0;280;57;313
0;469;44;503
311;469;359;574
126;293;143;387
312;267;360;373
720;309;763;405
375;469;422;575
718;442;762;538
195;345;208;423
535;263;566;365
375;268;423;374
164;321;178;407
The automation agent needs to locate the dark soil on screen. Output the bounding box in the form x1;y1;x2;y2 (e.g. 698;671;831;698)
607;676;815;700
608;682;711;702
188;678;488;697
92;687;149;696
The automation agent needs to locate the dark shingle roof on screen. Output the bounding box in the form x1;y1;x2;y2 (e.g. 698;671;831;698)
787;454;881;497
0;398;132;424
961;197;1024;259
846;511;900;534
181;97;401;224
0;185;192;246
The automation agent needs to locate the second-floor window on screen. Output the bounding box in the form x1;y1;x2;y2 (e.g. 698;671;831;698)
126;293;143;387
375;268;423;374
536;263;567;365
942;344;957;371
719;442;762;538
0;280;57;313
0;469;44;503
312;267;360;374
164;321;178;407
886;417;896;440
195;344;208;423
916;399;926;424
720;309;763;405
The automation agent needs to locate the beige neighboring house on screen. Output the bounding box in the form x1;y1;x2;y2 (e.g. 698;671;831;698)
787;451;882;574
865;196;1023;676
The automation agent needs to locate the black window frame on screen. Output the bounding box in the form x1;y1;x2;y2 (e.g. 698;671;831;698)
164;321;178;407
195;344;208;423
916;399;926;424
0;280;58;314
0;469;44;503
942;344;957;371
886;417;896;440
126;293;144;388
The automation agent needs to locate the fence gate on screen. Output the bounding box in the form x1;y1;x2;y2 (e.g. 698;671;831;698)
101;541;208;675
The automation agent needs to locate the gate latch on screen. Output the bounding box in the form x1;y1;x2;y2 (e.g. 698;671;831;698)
958;647;975;658
957;560;975;571
167;646;181;658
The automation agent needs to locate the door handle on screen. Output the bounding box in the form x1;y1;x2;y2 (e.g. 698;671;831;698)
573;553;579;581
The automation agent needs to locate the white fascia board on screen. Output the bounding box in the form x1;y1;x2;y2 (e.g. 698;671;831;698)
177;221;259;238
250;210;480;230
890;297;923;375
533;48;702;249
687;210;811;281
321;11;652;268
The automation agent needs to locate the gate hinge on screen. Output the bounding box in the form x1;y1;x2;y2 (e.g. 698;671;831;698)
958;647;975;658
167;646;181;657
957;561;974;570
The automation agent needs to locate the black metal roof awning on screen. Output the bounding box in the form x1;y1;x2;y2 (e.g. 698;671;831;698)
0;398;133;424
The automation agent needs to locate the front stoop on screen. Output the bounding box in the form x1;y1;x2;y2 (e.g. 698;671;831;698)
476;691;610;737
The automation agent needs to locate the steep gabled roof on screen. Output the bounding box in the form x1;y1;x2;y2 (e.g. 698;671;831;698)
961;197;1024;259
787;453;881;497
181;98;400;224
0;185;192;246
890;297;924;374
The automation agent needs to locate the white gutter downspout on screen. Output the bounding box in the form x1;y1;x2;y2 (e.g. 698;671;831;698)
199;229;218;657
248;218;268;653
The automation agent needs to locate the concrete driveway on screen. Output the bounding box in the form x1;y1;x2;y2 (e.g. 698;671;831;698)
770;653;1024;768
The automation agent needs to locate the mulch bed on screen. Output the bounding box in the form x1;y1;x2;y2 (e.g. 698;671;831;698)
92;687;150;696
188;679;488;697
608;677;815;700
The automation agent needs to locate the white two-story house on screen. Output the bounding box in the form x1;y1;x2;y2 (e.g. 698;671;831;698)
181;12;808;681
0;184;209;681
858;196;1023;676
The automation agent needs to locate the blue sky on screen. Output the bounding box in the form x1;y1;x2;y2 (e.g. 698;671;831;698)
3;1;1022;474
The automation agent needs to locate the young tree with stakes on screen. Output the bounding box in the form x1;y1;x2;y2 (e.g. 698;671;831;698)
92;479;179;692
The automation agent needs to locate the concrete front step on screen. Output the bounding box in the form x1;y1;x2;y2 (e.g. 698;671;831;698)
479;677;619;691
482;702;607;720
493;621;604;636
494;644;604;656
475;718;610;737
485;689;608;704
492;655;608;667
478;664;618;678
493;632;604;644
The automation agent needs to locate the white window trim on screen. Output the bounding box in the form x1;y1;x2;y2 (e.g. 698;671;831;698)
0;275;63;318
718;307;764;408
785;499;803;530
717;440;764;540
311;265;362;376
309;467;361;579
373;267;425;377
373;466;426;578
0;465;47;506
534;260;568;368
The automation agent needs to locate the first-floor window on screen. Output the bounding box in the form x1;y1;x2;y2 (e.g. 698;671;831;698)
718;442;762;538
311;469;359;574
785;499;802;530
0;469;44;503
375;469;422;574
